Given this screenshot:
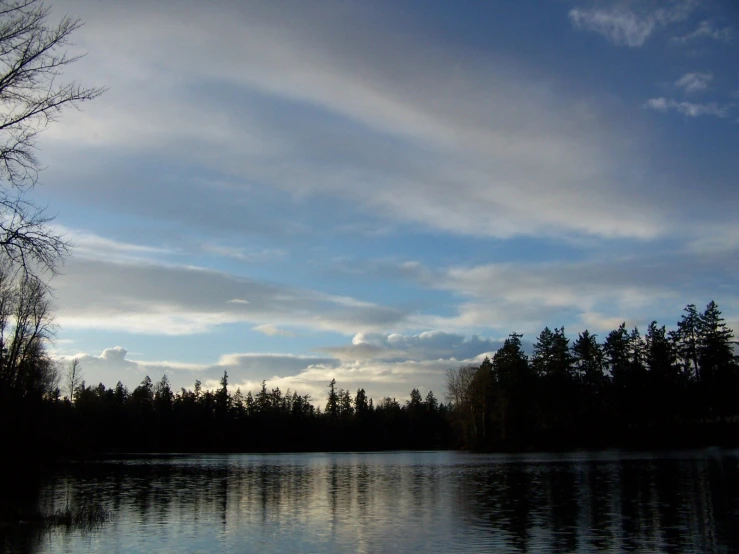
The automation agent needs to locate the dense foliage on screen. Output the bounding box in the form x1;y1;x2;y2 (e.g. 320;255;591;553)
447;302;739;451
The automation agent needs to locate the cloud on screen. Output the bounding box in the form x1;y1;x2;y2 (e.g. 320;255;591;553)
401;244;739;336
672;20;732;44
53;256;408;336
61;227;176;264
41;0;678;240
56;344;473;403
58;346;143;391
323;330;502;363
675;72;712;94
644;97;731;118
569;1;695;47
204;244;287;263
252;324;294;337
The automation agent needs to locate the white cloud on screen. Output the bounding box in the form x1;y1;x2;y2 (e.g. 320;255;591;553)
645;97;670;112
644;97;730;118
569;1;695;47
675;102;729;118
402;246;739;337
675;72;713;94
328;330;501;362
672;20;732;44
569;8;656;47
56;344;471;403
60;227;176;264
252;323;294;337
57;346;143;390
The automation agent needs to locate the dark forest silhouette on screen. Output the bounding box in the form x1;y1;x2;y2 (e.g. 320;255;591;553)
2;301;738;462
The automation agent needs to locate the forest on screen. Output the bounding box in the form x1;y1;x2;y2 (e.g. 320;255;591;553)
1;272;737;461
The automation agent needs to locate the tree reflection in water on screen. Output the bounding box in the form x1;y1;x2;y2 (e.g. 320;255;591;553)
3;450;738;553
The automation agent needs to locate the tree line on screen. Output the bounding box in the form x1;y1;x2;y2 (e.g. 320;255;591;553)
446;301;739;451
31;371;454;455
1;261;737;458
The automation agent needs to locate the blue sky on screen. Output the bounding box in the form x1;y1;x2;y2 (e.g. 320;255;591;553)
34;0;739;402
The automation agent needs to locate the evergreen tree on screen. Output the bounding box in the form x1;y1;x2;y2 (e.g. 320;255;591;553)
604;323;629;386
424;390;438;412
339;388;353;418
154;374;173;413
215;371;230;416
674;304;701;382
113;381;128;405
132;376;154;407
572;330;603;389
326;378;339;419
491;333;533;447
232;388;245;418
645;321;679;423
354;388;369;414
407;388;423;412
698;301;737;419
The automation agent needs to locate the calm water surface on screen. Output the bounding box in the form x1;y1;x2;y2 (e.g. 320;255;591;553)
12;449;739;553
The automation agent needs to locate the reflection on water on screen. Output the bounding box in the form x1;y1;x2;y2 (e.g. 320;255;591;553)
10;450;739;553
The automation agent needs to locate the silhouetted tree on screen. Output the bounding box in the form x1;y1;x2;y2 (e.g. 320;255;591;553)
0;0;105;275
674;304;701;382
424;390;438;411
645;321;679;424
492;333;534;447
326;378;339;419
232;388;245;419
533;326;576;444
355;388;369;414
131;376;154;417
0;268;56;400
154;374;173;413
572;330;603;389
215;370;230;417
65;358;83;403
113;381;128;405
698;301;737;419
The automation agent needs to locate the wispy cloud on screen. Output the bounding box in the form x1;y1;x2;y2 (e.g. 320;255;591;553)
569;1;695;47
672;20;732;44
63;227;176;264
44;0;672;240
675;72;713;94
252;324;295;337
645;97;731;118
54;256;408;336
204;244;287;263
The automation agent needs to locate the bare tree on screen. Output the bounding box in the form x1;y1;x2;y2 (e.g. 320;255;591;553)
0;261;57;398
65;355;81;401
0;0;105;275
445;364;477;407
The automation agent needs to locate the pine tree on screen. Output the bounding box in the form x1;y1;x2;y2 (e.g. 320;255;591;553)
326;378;338;419
698;301;738;419
572;330;603;389
674;304;701;382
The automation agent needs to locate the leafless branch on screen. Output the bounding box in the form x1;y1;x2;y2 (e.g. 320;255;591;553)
0;0;103;275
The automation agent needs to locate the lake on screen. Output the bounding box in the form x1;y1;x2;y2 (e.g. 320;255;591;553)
7;449;739;553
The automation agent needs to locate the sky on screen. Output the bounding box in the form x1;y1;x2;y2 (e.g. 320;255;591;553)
29;0;739;403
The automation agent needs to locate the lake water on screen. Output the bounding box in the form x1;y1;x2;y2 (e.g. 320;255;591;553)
9;449;739;553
